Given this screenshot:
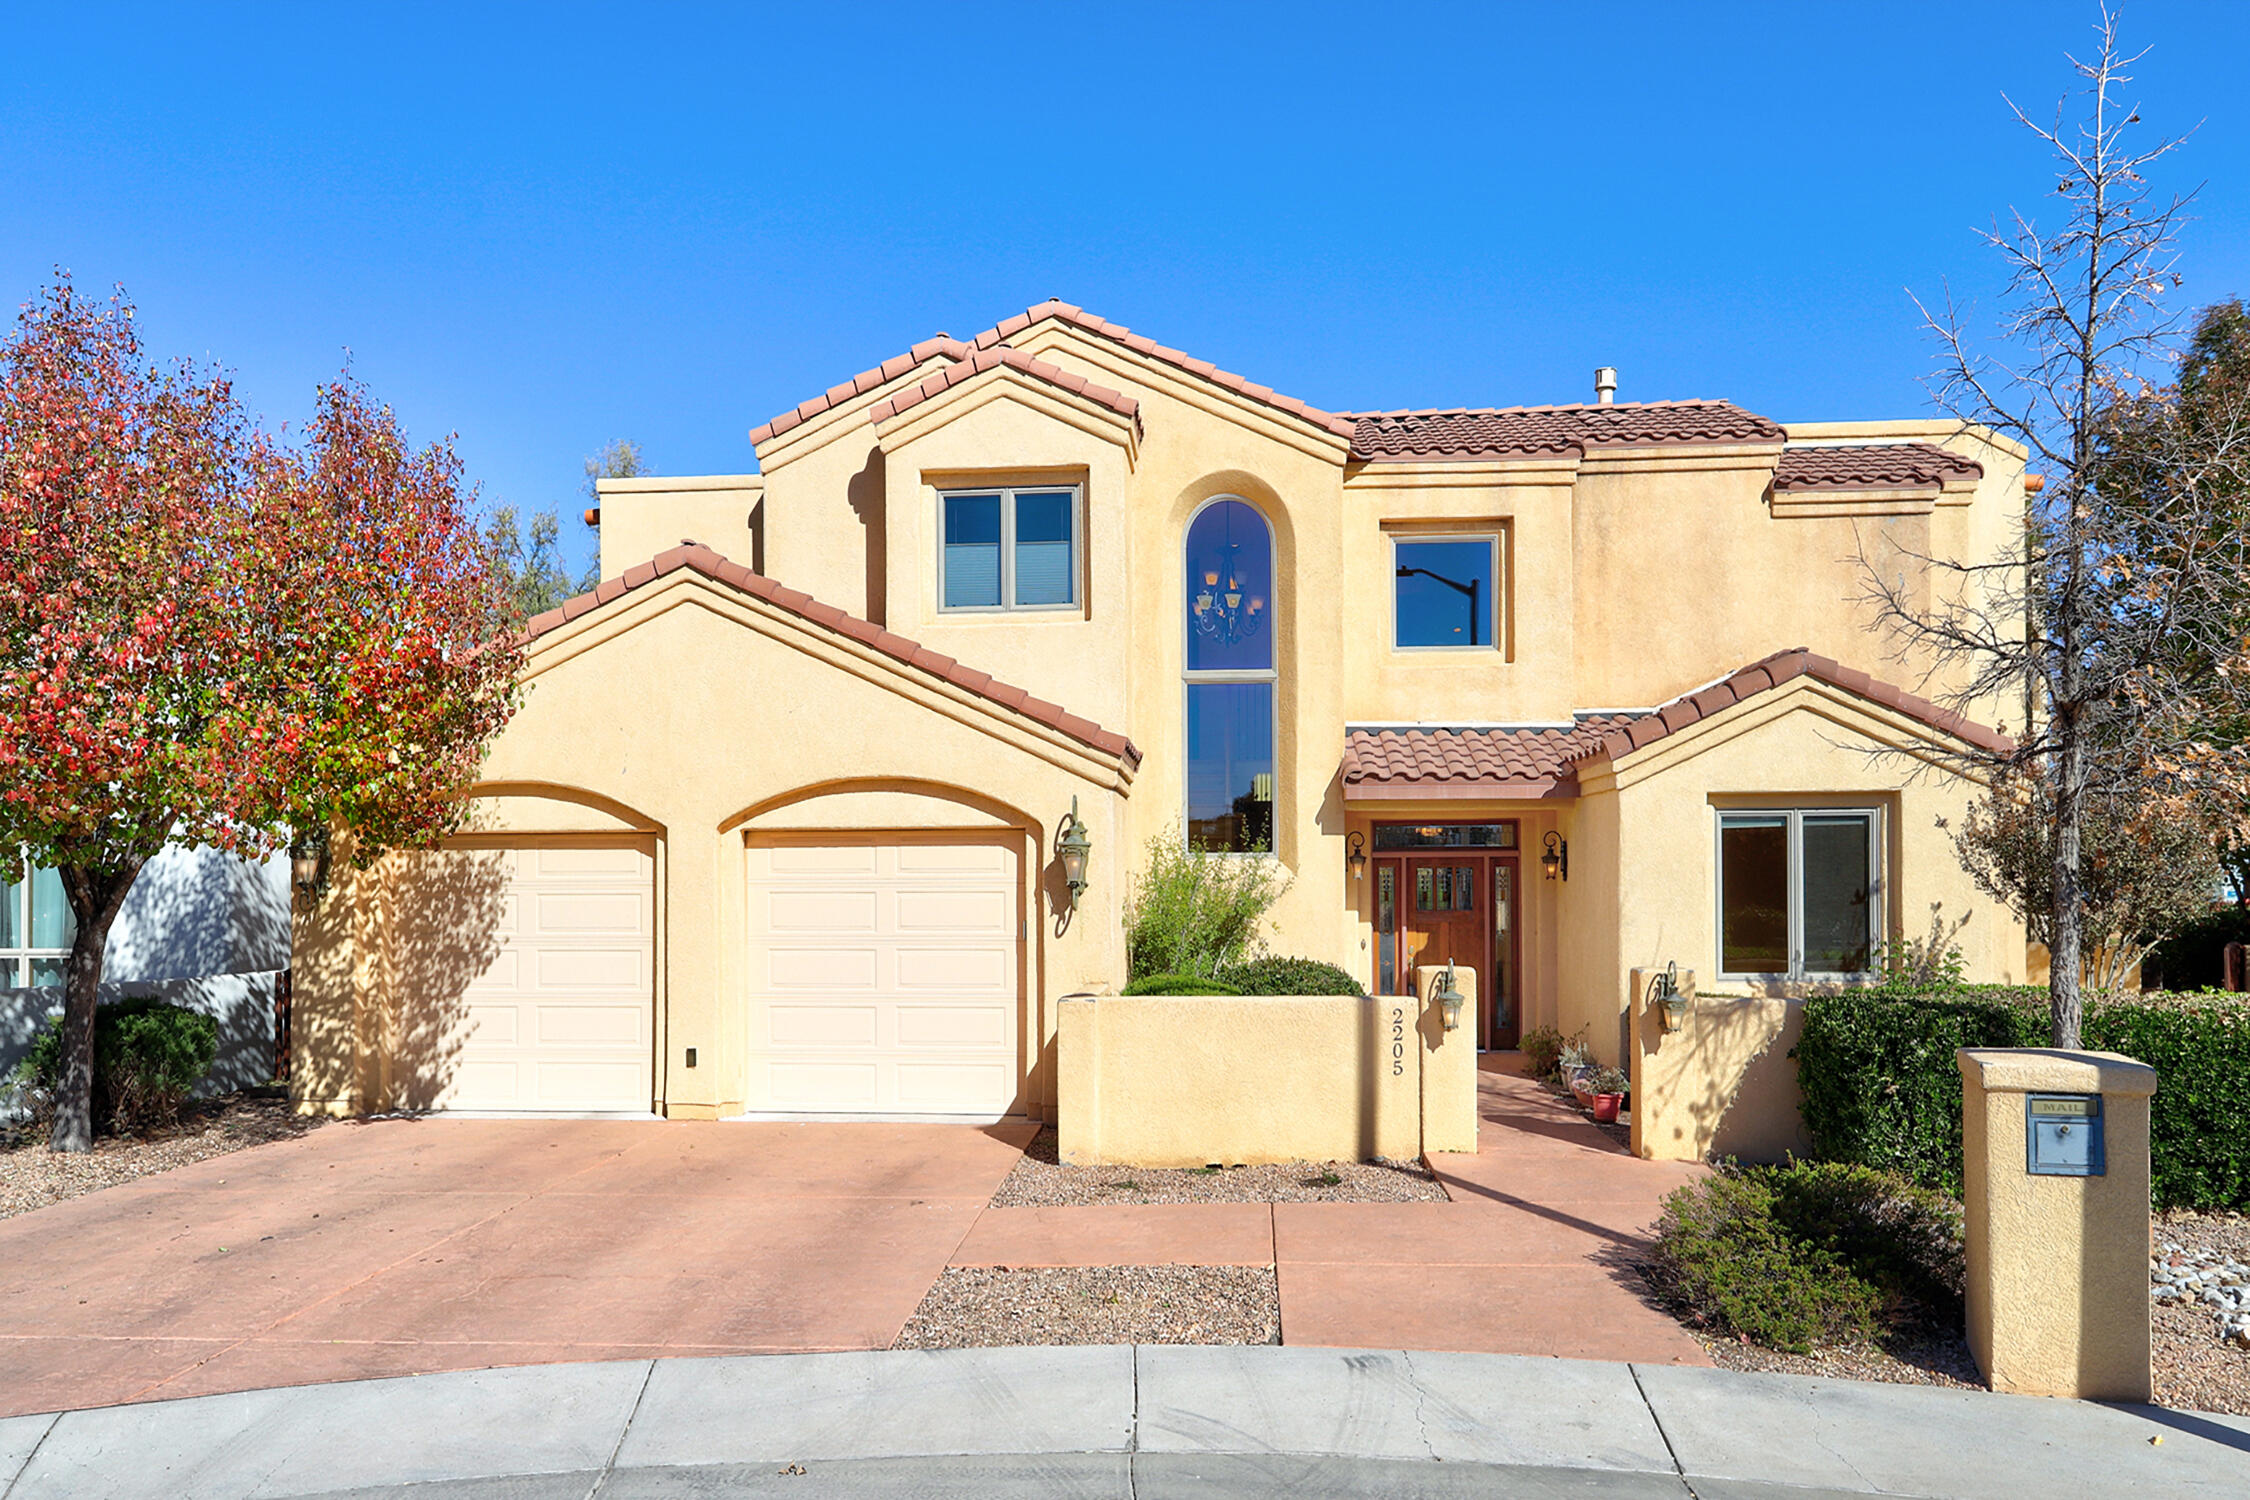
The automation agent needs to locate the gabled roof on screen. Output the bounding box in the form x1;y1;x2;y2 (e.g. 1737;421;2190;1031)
1341;717;1643;800
1344;401;1787;461
749;335;969;446
1772;442;1984;492
867;343;1142;431
526;544;1140;766
1572;647;2014;765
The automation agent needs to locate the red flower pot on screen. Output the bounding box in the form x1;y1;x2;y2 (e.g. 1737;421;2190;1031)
1592;1093;1623;1124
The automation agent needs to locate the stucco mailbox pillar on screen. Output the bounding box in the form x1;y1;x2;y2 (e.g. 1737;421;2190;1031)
1415;964;1479;1155
1958;1048;2158;1401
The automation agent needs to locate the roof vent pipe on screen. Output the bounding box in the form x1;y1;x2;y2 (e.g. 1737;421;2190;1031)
1594;367;1618;405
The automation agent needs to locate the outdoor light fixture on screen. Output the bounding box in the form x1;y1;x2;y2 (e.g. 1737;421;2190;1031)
290;834;328;898
1433;961;1466;1032
1650;960;1687;1033
1055;797;1092;902
1346;831;1368;881
1541;830;1569;882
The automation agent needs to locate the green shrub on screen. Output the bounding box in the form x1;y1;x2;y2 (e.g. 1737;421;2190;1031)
1520;1025;1567;1081
1124;827;1291;980
1645;1161;1961;1354
2144;905;2250;992
1794;984;2250;1211
1119;973;1243;996
1217;957;1365;996
14;999;219;1136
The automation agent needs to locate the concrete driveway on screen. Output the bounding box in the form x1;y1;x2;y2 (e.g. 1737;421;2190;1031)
0;1116;1035;1418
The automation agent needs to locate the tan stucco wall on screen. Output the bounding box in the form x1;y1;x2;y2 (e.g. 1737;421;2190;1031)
1627;968;1812;1164
291;568;1135;1120
1960;1048;2156;1401
598;476;764;584
1056;964;1475;1166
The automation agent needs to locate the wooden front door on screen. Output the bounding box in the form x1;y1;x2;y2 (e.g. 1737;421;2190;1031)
1375;851;1523;1051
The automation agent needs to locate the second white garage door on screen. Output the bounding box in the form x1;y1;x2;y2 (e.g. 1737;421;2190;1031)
745;837;1021;1115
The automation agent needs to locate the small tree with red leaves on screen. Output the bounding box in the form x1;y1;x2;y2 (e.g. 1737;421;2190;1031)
0;279;520;1151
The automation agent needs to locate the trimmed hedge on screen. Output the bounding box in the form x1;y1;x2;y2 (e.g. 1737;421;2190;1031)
1795;985;2250;1210
1119;973;1242;996
1217;957;1366;997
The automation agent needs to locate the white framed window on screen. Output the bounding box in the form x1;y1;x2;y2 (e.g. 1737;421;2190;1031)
2;852;75;989
1392;533;1499;650
1716;808;1880;980
938;485;1081;612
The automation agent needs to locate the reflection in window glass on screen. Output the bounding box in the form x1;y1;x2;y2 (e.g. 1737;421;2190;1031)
1371;823;1516;850
0;858;16;950
1802;815;1873;973
1720;816;1790;975
1185;682;1274;852
1;851;76;989
1377;866;1397;995
1013;490;1075;606
1185;501;1272;673
1394;537;1497;649
942;493;1002;608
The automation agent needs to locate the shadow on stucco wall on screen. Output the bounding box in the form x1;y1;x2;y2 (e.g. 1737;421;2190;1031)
1;846;291;1101
372;847;510;1111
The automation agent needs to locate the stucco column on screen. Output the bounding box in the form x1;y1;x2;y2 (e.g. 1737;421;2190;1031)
1415;963;1479;1154
1958;1048;2157;1401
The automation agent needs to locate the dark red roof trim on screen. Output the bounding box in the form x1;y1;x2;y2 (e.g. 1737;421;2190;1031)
1772;443;1984;492
868;344;1142;431
1345;401;1787;462
1341;717;1642;799
526;545;1141;767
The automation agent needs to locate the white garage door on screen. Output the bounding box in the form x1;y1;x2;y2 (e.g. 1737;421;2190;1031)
400;842;656;1112
745;838;1020;1115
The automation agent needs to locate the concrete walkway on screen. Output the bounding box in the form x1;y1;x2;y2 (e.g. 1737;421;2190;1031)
6;1346;2246;1499
953;1064;1710;1364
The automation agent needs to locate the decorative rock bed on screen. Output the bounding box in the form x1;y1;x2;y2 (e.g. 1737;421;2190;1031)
2152;1237;2250;1348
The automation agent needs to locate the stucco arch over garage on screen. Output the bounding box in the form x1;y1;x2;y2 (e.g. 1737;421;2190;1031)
290;543;1139;1123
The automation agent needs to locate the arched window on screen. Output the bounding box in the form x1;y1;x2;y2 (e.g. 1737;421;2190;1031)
1183;498;1276;852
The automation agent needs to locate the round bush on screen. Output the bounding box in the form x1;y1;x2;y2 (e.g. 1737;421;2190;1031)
15;998;219;1135
1217;957;1365;996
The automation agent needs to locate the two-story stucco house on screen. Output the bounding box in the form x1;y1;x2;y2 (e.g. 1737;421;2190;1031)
290;300;2027;1130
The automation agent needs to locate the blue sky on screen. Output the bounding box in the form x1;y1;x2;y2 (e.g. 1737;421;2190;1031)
5;2;2247;583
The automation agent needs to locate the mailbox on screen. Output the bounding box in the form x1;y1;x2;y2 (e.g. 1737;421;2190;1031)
2025;1092;2105;1177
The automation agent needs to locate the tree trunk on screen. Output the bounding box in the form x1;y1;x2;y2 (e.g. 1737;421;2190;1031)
2049;690;2086;1051
46;860;145;1154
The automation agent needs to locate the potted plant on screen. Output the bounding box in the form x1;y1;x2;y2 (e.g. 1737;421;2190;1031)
1559;1041;1597;1102
1587;1065;1630;1124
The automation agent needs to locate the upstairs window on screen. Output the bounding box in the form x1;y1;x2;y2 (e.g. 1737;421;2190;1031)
1184;498;1277;853
2;852;75;988
1393;535;1498;650
940;486;1080;611
1718;809;1878;979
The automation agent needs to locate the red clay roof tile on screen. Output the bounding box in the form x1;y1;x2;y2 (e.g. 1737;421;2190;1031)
1773;442;1983;492
524;545;1139;767
865;344;1142;432
1345;401;1786;461
1341;717;1643;794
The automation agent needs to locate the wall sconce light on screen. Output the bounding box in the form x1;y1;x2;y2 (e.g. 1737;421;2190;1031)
1432;962;1466;1032
1650;960;1687;1033
1055;797;1092;902
290;832;329;898
1346;831;1367;881
1541;830;1568;882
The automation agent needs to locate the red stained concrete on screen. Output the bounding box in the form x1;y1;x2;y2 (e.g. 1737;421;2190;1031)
0;1116;1034;1418
0;1063;1708;1416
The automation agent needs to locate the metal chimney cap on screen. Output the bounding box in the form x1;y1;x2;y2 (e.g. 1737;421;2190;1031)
1594;367;1618;404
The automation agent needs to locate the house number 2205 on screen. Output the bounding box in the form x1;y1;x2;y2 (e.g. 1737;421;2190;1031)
1390;1006;1406;1076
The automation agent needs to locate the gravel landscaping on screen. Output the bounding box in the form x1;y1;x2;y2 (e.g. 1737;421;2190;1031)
0;1092;322;1221
989;1127;1447;1207
893;1265;1280;1349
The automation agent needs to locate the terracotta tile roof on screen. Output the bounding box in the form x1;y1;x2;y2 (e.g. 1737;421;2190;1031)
867;343;1142;431
1344;401;1787;461
525;544;1140;767
1572;647;2014;765
1342;717;1644;798
1772;442;1984;491
748;335;969;446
